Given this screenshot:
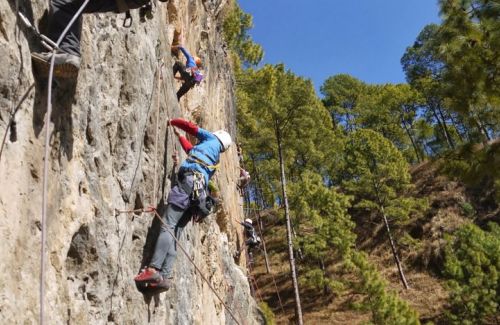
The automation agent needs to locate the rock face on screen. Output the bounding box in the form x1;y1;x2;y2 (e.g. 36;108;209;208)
0;0;259;324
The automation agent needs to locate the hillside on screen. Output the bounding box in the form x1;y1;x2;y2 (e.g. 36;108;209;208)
248;158;498;324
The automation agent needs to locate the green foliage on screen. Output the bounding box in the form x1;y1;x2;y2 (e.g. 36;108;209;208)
348;251;421;325
237;64;420;324
443;223;500;324
258;301;276;325
237;64;338;205
321;74;366;132
223;0;263;67
342;129;426;223
439;140;500;204
289;171;355;292
459;201;476;218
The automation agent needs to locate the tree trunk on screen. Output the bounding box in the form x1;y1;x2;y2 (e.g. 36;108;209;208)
447;111;465;143
436;104;455;148
401;117;421;162
474;116;491;142
291;224;304;260
255;209;272;274
428;100;454;149
380;205;409;289
276;122;304;325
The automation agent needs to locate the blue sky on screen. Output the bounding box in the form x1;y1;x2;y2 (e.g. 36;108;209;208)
239;0;441;95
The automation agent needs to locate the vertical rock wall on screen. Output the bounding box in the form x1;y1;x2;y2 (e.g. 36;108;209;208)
0;0;258;323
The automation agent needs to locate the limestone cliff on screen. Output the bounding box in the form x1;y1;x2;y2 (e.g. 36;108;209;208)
0;0;260;324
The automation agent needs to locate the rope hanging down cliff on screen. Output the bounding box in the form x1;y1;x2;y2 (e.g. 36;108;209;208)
39;3;91;325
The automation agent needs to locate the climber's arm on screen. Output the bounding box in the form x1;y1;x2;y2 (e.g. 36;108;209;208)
170;118;198;136
172;126;193;153
178;135;193;153
178;46;196;67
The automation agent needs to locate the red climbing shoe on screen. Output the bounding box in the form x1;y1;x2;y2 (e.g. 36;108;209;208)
134;268;162;283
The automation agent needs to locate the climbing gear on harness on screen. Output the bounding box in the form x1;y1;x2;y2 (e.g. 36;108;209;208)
123;11;132;27
139;3;154;22
17;12;58;52
213;130;232;151
191;171;205;200
186;154;220;170
177;171;215;221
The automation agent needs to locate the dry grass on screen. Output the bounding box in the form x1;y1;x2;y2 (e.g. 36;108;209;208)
248;160;494;324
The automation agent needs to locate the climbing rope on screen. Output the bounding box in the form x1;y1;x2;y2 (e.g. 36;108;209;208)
152;61;163;206
40;1;90;324
116;208;243;325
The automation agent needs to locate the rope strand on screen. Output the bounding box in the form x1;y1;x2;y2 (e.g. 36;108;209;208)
41;2;90;324
152;61;163;206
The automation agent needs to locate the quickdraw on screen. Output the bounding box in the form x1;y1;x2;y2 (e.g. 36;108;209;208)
191;171;205;200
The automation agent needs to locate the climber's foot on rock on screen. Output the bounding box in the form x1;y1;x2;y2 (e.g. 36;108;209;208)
31;51;80;78
134;267;162;283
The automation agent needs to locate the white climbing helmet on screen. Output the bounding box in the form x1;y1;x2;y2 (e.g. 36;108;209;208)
245;218;252;225
213;130;232;152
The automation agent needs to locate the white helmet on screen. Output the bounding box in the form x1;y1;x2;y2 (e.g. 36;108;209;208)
245;218;252;225
213;130;232;152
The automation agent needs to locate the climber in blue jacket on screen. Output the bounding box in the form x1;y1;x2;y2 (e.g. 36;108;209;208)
134;118;231;291
172;45;204;100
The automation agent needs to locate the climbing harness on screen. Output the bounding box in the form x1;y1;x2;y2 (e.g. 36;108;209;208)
186;153;220;170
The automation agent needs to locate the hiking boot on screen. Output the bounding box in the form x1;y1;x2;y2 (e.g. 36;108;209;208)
31;51;80;78
134;268;162;283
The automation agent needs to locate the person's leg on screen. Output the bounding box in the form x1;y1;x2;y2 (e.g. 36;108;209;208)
48;0;118;57
159;209;192;277
32;0;118;77
176;79;196;100
148;204;186;273
173;61;184;76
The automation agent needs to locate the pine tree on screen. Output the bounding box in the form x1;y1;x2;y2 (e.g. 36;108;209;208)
348;251;421;325
289;171;355;293
342;129;427;289
443;222;500;324
320;74;366;132
223;0;263;67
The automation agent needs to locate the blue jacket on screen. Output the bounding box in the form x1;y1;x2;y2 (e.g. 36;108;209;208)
179;46;203;83
179;46;197;69
179;128;222;185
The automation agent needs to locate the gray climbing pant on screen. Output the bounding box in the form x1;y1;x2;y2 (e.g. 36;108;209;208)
149;204;192;278
48;0;148;56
